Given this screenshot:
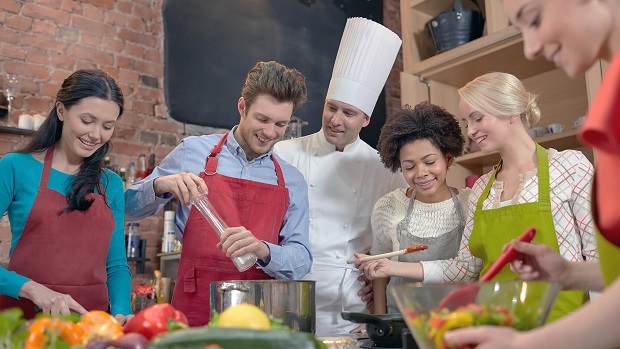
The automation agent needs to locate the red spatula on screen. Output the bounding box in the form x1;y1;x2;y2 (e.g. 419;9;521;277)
436;227;537;311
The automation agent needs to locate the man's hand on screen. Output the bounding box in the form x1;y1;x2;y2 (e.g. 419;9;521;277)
357;273;374;310
153;172;208;206
350;324;368;338
217;227;271;263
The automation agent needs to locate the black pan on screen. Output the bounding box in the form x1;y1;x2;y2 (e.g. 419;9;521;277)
341;311;410;348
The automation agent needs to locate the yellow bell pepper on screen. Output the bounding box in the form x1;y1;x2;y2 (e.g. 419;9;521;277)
434;310;475;349
79;310;124;343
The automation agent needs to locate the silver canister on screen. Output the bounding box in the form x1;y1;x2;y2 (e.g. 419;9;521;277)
210;280;316;333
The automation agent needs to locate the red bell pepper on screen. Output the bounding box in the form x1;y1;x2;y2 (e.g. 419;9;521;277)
123;303;189;340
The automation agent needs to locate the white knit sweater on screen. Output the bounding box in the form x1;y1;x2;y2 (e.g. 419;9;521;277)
370;188;471;257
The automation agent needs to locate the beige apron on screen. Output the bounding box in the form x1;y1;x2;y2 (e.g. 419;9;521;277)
386;188;465;313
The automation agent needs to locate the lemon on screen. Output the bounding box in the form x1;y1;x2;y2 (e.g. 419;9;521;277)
218;303;271;330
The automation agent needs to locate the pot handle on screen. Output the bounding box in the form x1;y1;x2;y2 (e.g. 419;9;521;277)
341;311;392;336
216;282;250;293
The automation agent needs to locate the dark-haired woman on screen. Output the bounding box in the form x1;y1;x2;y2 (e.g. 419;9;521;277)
360;101;470;314
0;69;133;324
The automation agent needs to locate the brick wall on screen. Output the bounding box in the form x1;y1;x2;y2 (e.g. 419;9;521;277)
0;0;189;279
383;0;403;119
0;0;402;279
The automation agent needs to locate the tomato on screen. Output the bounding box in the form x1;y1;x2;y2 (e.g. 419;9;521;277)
123;303;188;340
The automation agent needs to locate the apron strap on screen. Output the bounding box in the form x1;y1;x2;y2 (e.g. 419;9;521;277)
40;147;55;189
476;163;498;211
204;133;229;176
399;187;462;237
535;143;551;208
204;132;286;187
476;144;550;211
271;154;286;188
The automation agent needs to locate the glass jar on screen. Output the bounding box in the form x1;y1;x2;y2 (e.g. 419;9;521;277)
126;222;140;258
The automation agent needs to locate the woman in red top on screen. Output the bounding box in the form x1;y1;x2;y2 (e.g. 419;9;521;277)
445;1;620;348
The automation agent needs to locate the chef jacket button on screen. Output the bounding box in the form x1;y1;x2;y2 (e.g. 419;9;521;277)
336;255;341;259
309;183;315;187
343;224;348;229
353;189;357;194
313;151;318;156
309;218;314;222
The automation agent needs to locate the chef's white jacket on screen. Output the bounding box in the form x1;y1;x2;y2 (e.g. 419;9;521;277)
274;130;407;336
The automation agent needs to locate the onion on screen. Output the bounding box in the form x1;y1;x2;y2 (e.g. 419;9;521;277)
85;333;149;349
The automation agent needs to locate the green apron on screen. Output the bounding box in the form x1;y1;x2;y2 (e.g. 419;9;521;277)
597;232;620;286
591;177;620;286
469;144;588;322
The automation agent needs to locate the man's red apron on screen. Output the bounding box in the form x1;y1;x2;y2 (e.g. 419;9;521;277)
0;147;114;318
171;133;288;326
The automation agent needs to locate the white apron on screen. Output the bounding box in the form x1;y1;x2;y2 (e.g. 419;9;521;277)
274;130;406;336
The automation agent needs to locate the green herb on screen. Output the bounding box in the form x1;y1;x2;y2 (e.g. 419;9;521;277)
207;311;220;327
0;308;27;349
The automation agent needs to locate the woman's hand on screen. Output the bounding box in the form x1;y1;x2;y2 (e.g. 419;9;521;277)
114;313;135;326
19;281;88;316
355;253;395;280
153;172;208;206
509;241;570;287
444;325;526;349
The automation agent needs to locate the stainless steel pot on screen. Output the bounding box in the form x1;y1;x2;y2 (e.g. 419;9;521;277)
210;280;316;333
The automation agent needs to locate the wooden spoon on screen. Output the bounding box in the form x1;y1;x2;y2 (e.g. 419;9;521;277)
436;227;537;311
346;244;429;264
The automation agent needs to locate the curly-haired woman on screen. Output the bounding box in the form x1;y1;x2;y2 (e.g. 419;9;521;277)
365;101;469;313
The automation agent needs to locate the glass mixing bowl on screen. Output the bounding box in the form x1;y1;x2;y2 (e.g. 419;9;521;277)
391;280;562;349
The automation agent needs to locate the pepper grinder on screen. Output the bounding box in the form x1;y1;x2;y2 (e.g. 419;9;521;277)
191;192;257;272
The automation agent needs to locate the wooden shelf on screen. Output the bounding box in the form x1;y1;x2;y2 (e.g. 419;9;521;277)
457;129;583;170
410;0;464;16
127;257;150;274
157;251;181;259
408;26;556;87
0;125;35;136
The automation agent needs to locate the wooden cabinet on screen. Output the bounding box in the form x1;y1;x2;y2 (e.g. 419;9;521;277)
399;0;602;186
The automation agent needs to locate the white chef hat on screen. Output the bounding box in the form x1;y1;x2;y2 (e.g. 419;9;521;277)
326;17;402;117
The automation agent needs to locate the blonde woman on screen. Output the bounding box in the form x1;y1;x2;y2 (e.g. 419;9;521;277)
358;72;596;322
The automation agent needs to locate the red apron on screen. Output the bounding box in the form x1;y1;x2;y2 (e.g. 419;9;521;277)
171;133;288;326
0;147;114;318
